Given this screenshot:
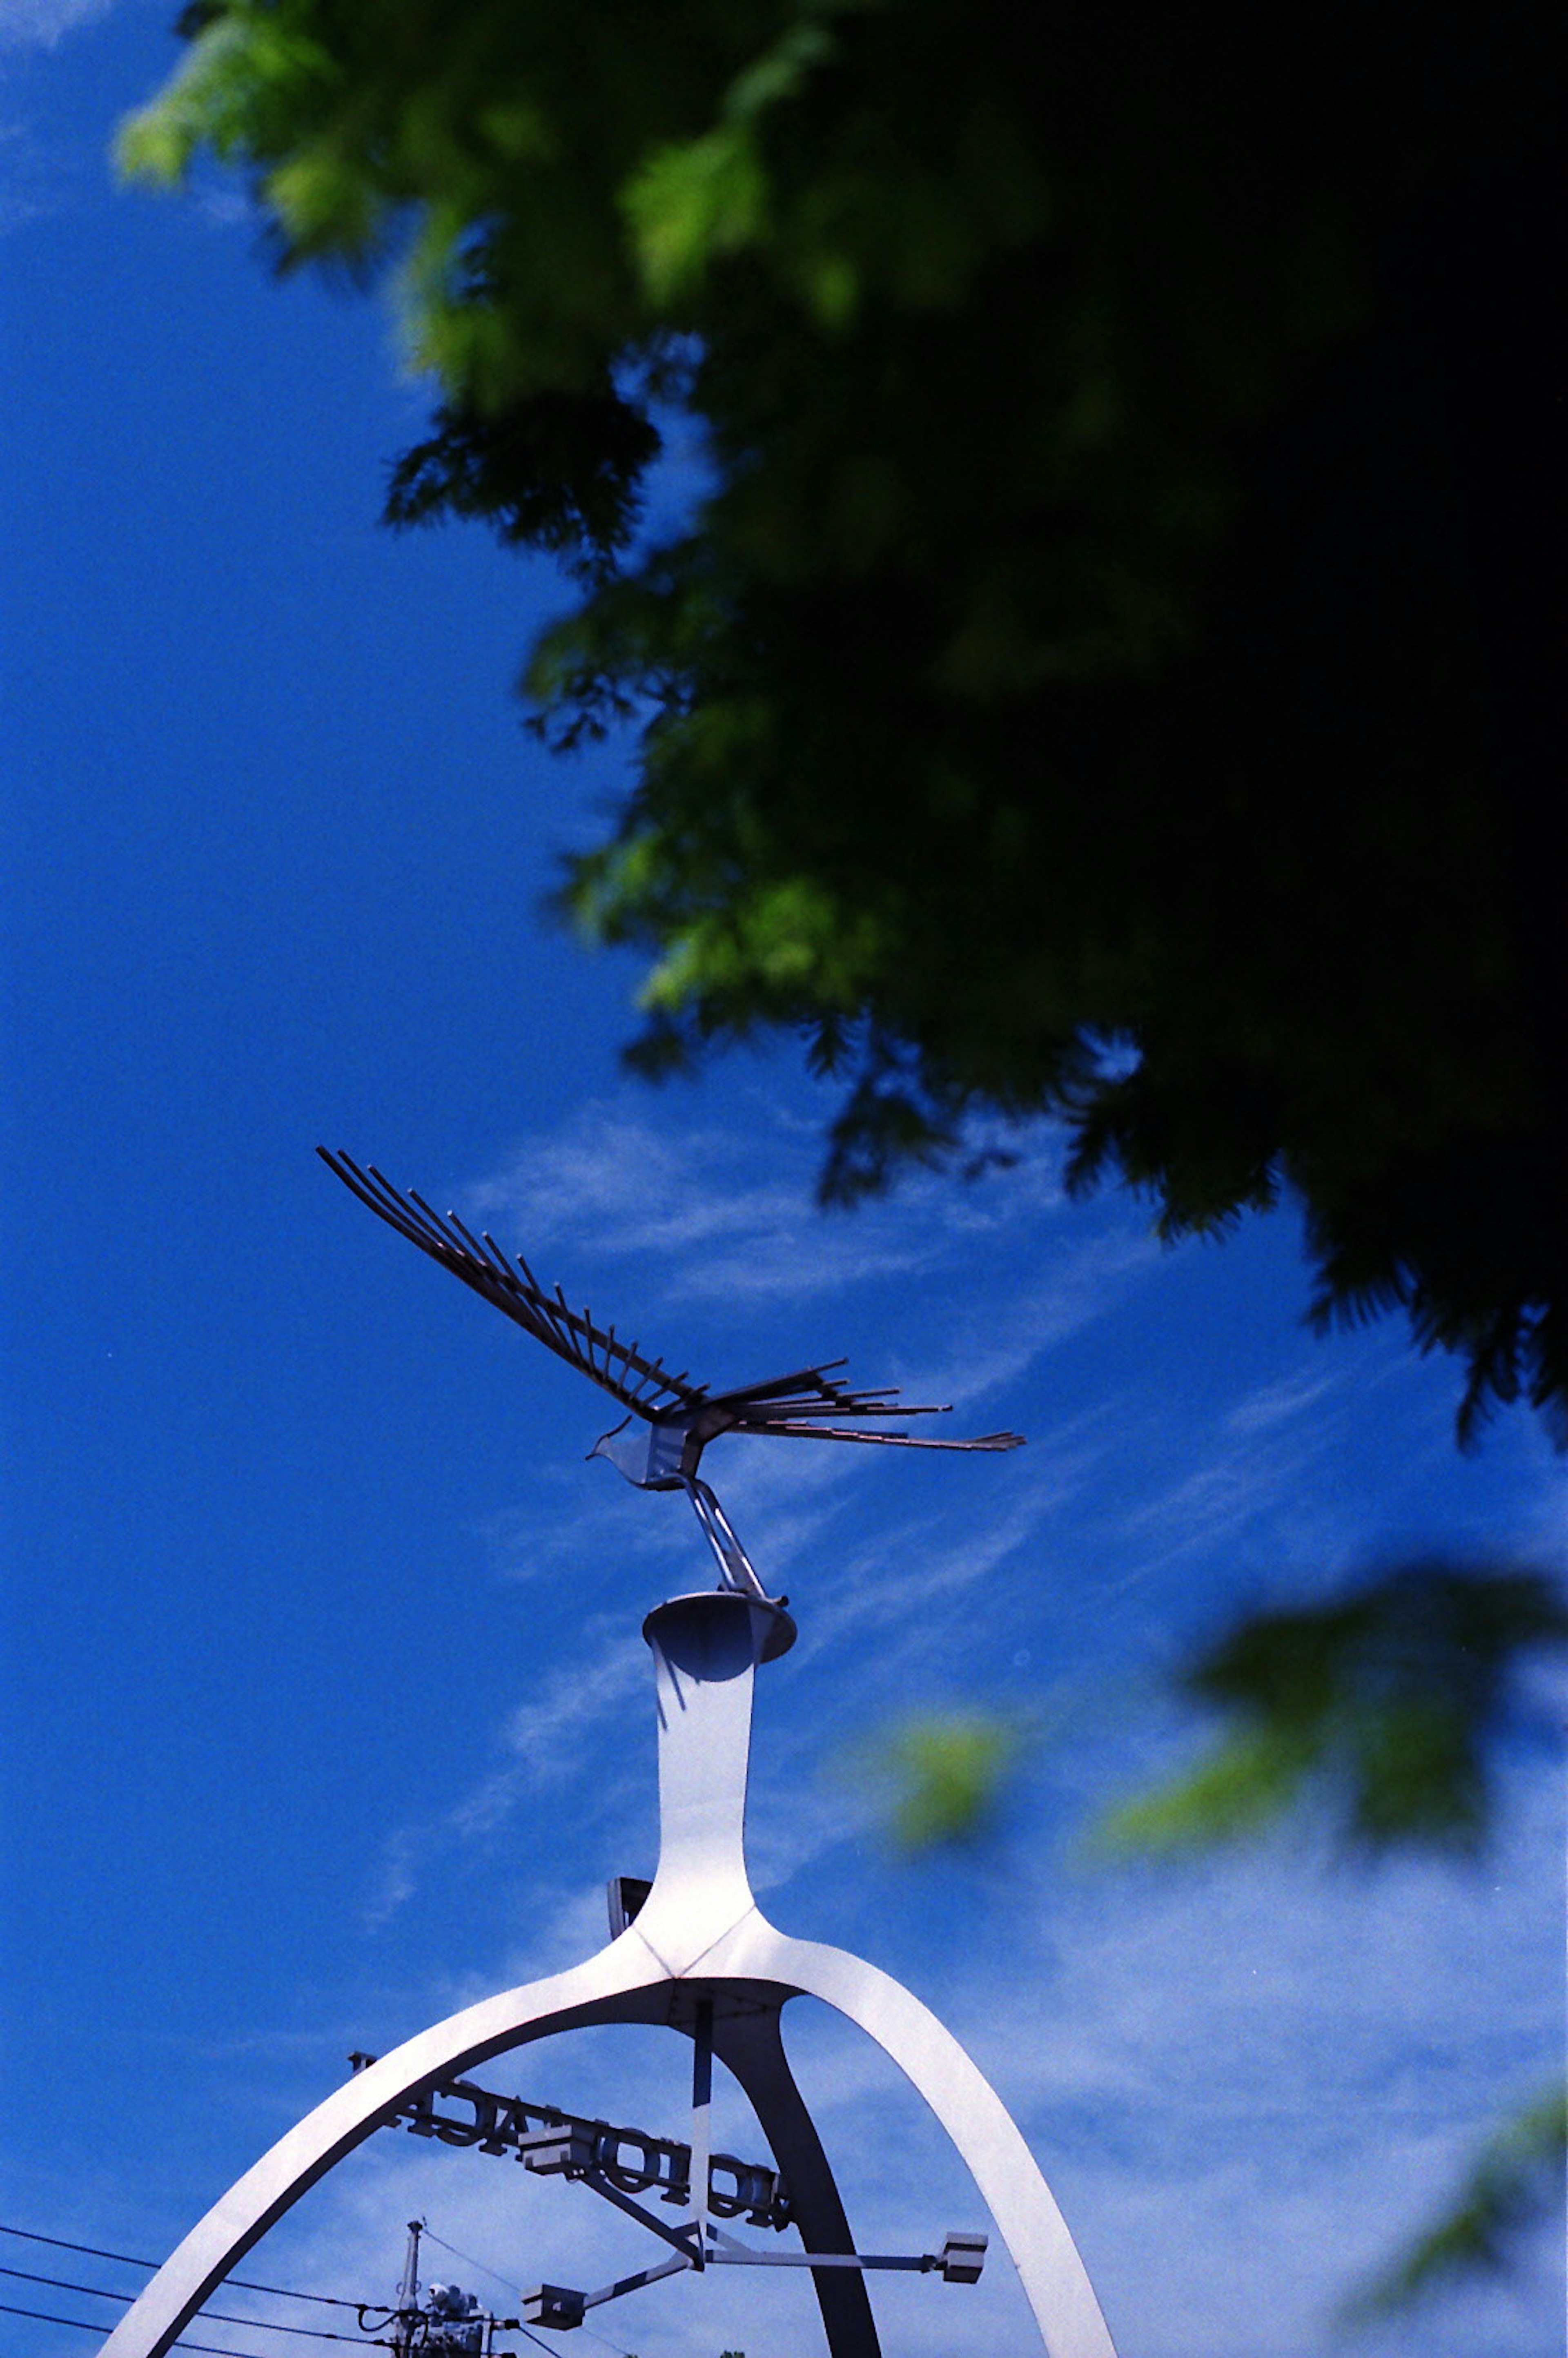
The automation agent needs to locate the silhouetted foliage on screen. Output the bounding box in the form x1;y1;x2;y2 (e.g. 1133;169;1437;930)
1339;2085;1568;2325
119;0;1567;1444
385;392;662;582
1096;1561;1568;1859
114;27;1567;2323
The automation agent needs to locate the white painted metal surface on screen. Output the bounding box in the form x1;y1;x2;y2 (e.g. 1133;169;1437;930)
100;1589;1117;2358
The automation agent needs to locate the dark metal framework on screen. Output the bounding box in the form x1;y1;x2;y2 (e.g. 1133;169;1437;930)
350;2035;986;2336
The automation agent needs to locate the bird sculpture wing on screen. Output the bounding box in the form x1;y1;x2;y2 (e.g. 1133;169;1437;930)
318;1149;704;1420
319;1150;1024;1452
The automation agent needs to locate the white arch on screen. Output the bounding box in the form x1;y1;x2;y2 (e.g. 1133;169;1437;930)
100;1591;1116;2358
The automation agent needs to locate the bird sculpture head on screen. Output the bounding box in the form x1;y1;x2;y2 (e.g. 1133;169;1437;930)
589;1415;687;1488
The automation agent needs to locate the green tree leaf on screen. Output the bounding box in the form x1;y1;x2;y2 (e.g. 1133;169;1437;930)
858;1710;1028;1852
1092;1562;1568;1861
1339;2085;1568;2324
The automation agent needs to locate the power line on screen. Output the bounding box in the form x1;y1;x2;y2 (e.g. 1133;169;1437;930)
579;2321;648;2357
0;2264;391;2347
419;2226;638;2358
416;2231;562;2358
506;2319;575;2358
419;2231;525;2305
0;2215;628;2358
0;2224;368;2312
0;2298;297;2357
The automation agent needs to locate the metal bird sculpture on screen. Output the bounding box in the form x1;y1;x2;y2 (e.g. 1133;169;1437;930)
319;1148;1023;1597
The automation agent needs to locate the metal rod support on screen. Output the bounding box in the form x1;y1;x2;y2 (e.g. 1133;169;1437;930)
576;2169;702;2260
690;1998;713;2267
682;1477;769;1597
581;2251;693;2313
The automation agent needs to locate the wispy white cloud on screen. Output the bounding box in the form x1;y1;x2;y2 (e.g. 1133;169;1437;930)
0;114;73;235
467;1102;795;1253
1223;1358;1343;1435
477;1470;684;1586
1108;1354;1406;1591
361;1091;1161;1921
0;0;114;51
466;1101;937;1305
901;1227;1159;1413
458;1103;1159;1503
362;1825;421;1931
363;1618;656;1928
796;1764;1566;2358
493;1634;648;1801
306;1761;1563;2358
206;1627;1564;2358
464;1098;1085;1313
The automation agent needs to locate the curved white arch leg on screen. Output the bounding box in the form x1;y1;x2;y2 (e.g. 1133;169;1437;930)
718;1930;1118;2358
98;1933;677;2358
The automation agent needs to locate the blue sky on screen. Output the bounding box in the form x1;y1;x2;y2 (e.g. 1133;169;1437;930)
2;7;1564;2357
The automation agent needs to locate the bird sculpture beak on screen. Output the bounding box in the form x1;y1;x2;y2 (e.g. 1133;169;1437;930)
589;1415;652;1487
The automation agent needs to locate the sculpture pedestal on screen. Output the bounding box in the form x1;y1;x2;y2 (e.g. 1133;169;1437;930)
100;1591;1117;2358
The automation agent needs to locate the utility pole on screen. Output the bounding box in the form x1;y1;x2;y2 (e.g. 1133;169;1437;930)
394;2219;423;2353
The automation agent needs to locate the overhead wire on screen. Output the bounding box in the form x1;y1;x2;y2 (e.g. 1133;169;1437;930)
416;2230;563;2358
417;2230;525;2303
0;2299;313;2356
0;2223;372;2312
419;2222;641;2358
0;2210;647;2358
0;2264;388;2342
0;2224;395;2353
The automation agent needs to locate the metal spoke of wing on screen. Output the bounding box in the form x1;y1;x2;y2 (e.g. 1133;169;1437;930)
696;1364;857;1413
697;1366;920;1419
318;1150;703;1419
734;1422;1025;1451
726;1400;951;1424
